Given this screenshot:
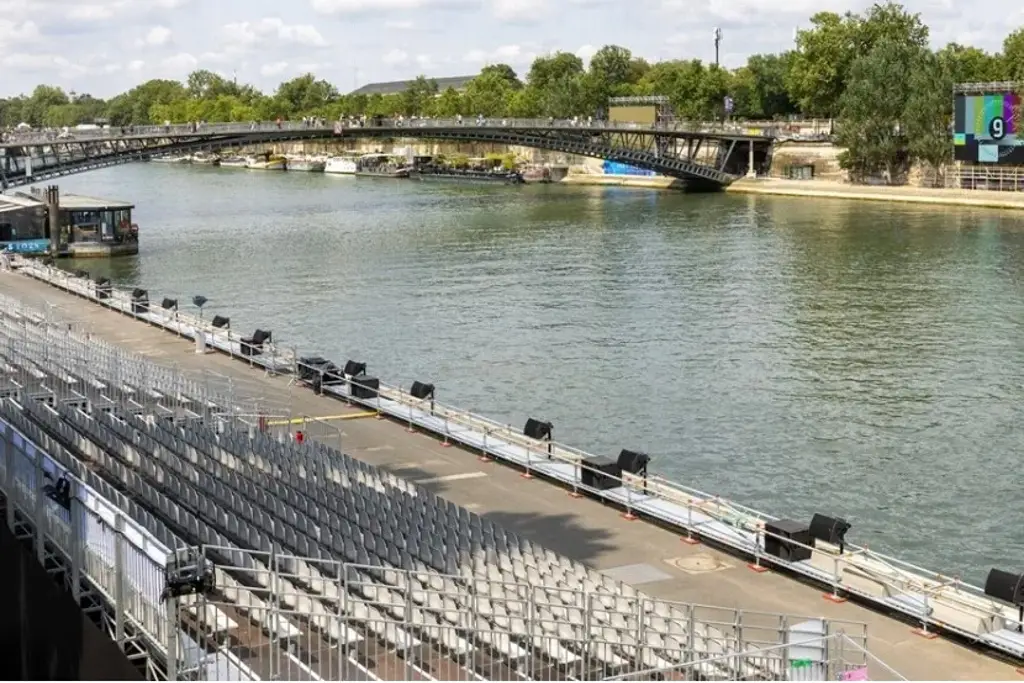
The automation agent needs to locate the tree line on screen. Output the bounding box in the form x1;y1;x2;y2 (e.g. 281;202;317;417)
2;2;1023;179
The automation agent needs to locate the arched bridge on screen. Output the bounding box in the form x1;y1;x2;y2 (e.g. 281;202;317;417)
0;118;775;191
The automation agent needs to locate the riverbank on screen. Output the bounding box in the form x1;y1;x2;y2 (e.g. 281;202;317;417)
727;178;1024;210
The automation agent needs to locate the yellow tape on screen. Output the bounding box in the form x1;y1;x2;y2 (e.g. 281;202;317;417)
265;412;377;426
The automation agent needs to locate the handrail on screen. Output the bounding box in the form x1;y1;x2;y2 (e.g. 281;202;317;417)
1;118;774;147
13;258;1024;662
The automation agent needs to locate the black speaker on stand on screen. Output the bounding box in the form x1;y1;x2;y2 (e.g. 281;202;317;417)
410;381;435;413
984;569;1024;632
809;513;851;553
764;519;813;562
616;449;650;492
524;418;553;457
131;288;148;314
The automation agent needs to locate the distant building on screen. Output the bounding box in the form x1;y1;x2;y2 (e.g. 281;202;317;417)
0;189;137;257
348;74;478;97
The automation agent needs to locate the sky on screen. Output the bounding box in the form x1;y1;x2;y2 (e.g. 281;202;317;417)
0;0;1019;98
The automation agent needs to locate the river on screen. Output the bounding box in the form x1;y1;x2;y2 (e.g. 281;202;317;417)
52;163;1024;583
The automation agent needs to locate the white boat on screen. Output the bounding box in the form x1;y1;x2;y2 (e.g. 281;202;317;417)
324;155;358;175
286;155;326;172
190;152;220;165
219;156;249;168
246;153;287;171
151;154;191;164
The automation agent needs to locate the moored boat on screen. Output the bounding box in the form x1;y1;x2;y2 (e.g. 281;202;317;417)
219;156;249;168
246;152;287;171
286;155;326;172
412;166;524;184
324;155;359;175
150;154;191;164
190;152;220;166
354;153;411;178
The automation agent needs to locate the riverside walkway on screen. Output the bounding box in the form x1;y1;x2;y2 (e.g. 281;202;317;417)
0;270;1018;680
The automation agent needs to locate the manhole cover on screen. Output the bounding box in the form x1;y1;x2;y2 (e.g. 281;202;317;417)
664;554;732;575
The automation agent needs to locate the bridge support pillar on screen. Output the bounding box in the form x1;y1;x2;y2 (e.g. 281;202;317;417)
746;141;756;178
45;186;60;256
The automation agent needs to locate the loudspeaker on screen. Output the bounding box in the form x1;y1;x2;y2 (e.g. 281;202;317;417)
581;456;621;491
985;569;1024;606
74;269;89;279
161;298;177;310
524;418;553;440
130;288;148;314
252;329;272;345
297;357;330;382
192;295;208;309
764;519;813;563
344;360;366;377
617;449;650;475
211;315;229;329
351;375;379;400
410;381;435;400
94;278;111;300
809;514;851;547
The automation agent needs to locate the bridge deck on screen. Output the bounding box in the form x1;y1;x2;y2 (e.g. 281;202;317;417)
0;272;1014;681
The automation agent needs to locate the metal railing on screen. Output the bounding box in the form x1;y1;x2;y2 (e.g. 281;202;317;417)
604;633;907;681
1;118;773;147
12;258;1024;665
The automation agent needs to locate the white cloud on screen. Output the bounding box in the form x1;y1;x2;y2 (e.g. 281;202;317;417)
0;0;1021;98
0;19;40;43
261;61;289;76
575;44;598;64
160;52;198;73
135;25;172;47
223;18;327;51
382;49;409;65
491;0;545;22
311;0;476;14
463;44;536;67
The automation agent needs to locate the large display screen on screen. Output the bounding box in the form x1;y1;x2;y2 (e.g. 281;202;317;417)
953;91;1024;163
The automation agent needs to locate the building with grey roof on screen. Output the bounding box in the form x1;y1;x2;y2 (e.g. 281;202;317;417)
348;74;478;97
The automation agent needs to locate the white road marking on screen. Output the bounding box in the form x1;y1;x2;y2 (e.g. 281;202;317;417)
413;471;488;485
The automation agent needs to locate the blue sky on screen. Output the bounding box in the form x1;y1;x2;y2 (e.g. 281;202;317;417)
0;0;1017;97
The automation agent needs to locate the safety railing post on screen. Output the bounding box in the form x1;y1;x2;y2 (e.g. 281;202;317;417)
114;511;126;647
478;429;491;462
522;443;534;479
623;480;637;520
441;415;452;447
747;525;769;573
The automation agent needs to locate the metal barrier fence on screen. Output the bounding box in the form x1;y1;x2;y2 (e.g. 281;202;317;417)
604;634;907;681
13;257;1024;665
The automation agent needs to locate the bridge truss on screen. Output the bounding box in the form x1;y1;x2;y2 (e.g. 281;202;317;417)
0;121;773;190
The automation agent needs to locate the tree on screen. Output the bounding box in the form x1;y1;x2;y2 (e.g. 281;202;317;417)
430;88;464;117
741;53;797;119
1001;29;1024;82
937;43;1003;84
464;69;516;116
527;52;584;90
23;85;70;126
836;38;927;181
400;76;438;116
275;74;339;116
479;64;521;89
904;50;954;183
786;11;862;117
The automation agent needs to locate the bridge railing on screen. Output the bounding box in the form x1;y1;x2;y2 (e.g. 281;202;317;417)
1;118;773;146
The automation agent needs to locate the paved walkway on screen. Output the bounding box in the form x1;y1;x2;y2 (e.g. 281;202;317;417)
1;272;1019;680
728;178;1024;210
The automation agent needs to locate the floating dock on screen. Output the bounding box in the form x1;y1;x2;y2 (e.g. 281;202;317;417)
5;260;1024;680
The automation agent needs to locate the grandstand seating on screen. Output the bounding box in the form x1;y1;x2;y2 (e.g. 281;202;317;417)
0;297;860;681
